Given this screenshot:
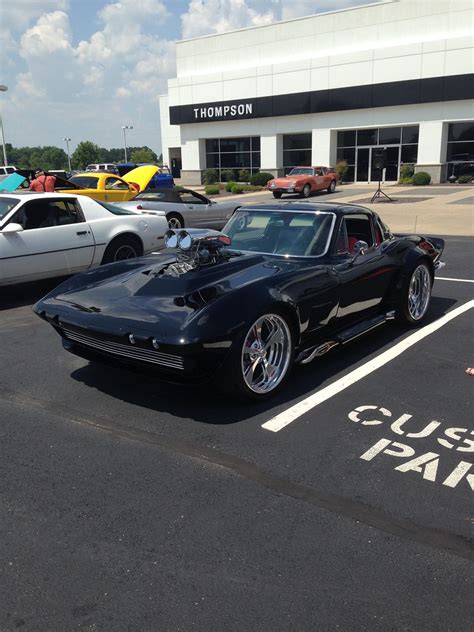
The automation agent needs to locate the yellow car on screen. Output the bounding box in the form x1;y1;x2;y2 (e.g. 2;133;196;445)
56;166;159;202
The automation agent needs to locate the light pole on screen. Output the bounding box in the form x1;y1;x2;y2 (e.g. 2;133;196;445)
63;137;72;172
121;125;133;162
0;84;8;166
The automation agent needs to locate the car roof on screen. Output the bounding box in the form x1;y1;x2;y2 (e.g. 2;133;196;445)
0;192;84;201
237;202;372;215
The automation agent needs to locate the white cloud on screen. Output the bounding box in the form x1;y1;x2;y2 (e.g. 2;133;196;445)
20;11;73;57
6;0;175;151
181;0;275;39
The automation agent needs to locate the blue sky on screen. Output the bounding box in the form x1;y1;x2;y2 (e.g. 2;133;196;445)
0;0;374;155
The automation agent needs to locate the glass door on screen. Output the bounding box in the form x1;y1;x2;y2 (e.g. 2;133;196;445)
356;148;370;182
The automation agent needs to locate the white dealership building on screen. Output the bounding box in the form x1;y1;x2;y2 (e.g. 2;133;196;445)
160;0;474;184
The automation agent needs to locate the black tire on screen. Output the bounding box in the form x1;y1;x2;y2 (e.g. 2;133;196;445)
395;261;433;325
101;235;142;264
327;179;336;193
219;310;294;401
167;213;184;229
272;191;282;199
301;184;311;198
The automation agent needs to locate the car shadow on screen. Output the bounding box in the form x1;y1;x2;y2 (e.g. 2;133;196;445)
70;295;457;426
1;276;72;311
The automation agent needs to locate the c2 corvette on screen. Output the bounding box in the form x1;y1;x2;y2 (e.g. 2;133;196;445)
34;202;444;400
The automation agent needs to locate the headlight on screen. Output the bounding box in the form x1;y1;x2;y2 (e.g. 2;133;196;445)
165;229;178;248
177;230;192;250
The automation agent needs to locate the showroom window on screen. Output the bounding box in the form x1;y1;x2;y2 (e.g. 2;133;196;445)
336;125;419;182
283;134;312;174
205;136;260;179
447;122;474;178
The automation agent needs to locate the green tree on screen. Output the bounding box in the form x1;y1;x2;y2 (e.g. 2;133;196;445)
130;146;157;164
71;141;101;170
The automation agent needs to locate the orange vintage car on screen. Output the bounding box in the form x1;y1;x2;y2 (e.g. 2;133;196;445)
266;166;337;199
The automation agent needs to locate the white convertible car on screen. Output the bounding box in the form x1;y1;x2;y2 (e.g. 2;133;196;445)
0;192;168;286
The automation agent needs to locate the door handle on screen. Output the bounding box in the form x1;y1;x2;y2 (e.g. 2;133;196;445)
76;230;88;235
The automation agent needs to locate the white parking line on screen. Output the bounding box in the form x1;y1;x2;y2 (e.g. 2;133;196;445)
436;277;474;283
262;299;474;433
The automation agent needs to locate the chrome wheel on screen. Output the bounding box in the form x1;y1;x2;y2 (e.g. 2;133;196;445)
241;314;292;394
168;215;182;229
113;244;138;261
407;264;431;320
302;184;311;198
328;180;336;193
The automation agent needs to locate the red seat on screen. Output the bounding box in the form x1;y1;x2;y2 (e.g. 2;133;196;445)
348;236;358;253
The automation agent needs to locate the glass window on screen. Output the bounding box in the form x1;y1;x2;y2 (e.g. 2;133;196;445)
206;153;220;169
357;129;378;146
220;137;250;152
105;177;129;190
336;147;356;164
69;176;99;189
448;122;474;142
220;152;251;168
337;130;356;147
283;133;312;150
334;220;349;254
135;191;169;201
283;149;312;169
378;127;401;145
401;145;418;164
289;167;314;176
251;136;260;151
206;139;219;153
402;126;419;144
0;197;19;221
447;142;474;162
224;209;335;257
344;214;374;248
97;201;137;215
179;192;206;205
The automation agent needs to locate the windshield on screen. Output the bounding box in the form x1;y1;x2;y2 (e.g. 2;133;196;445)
69;176;98;189
0;197;20;221
288;168;314;176
96;200;136;215
224;209;335;257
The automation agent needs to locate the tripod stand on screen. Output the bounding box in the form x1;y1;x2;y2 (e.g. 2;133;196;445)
371;168;393;203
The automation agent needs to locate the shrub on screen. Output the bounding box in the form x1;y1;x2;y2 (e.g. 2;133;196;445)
250;171;274;186
220;169;235;182
400;164;414;180
231;183;245;194
335;160;348;183
202;168;218;184
412;171;431;186
399;177;413;184
242;184;262;191
457;174;474;184
205;184;220;195
225;180;236;192
239;169;251;182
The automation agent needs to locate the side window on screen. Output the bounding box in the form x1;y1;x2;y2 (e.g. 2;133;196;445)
344;214;374;252
314;168;323;176
334;220;349;254
10;199;83;230
105;177;129;190
53;200;82;225
179;192;206;205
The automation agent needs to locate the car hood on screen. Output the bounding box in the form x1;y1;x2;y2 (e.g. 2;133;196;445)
35;252;313;342
122;166;159;191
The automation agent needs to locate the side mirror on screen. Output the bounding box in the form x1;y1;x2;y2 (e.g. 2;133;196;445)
2;223;24;234
350;240;369;264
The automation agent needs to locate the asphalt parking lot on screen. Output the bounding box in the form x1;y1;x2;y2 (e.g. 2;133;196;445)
1;236;473;631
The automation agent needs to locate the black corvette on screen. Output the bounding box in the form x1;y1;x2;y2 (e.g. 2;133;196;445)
34;203;444;400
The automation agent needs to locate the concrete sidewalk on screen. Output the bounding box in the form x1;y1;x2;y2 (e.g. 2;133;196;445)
336;186;474;236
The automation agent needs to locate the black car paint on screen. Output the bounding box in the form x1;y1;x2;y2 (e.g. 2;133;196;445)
33;203;444;382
